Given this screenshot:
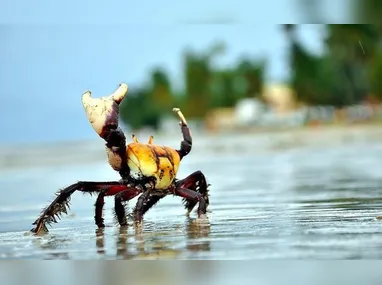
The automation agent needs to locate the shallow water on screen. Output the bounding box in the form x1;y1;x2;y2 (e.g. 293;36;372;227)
1;141;382;259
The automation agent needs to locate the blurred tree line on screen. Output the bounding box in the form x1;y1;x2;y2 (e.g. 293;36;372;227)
120;23;382;130
284;24;382;108
120;43;266;130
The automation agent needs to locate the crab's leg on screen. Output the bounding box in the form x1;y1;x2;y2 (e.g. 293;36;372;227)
175;170;210;215
173;108;192;159
94;192;107;227
81;84;130;177
113;185;144;226
95;185;142;228
130;191;152;224
173;187;207;218
131;193;167;223
31;181;130;234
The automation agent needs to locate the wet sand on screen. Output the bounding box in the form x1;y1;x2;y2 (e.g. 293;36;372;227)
1;128;382;259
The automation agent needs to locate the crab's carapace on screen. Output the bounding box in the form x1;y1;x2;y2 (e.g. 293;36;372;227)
127;142;181;190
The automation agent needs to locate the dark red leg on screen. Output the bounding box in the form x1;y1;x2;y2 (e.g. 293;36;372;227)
176;170;210;215
31;181;129;234
174;187;207;217
173;108;192;159
94;185;142;228
133;191;152;223
114;186;143;226
131;193;167;222
94;192;106;228
141;194;167;215
177;124;192;159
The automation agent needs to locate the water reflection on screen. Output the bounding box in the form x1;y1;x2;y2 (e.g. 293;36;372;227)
94;218;211;259
186;218;211;252
95;228;106;255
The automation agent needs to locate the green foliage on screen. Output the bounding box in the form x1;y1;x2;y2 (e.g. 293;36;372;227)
237;58;266;98
355;0;382;28
182;50;212;119
119;87;161;131
209;69;238;108
285;24;382;107
368;49;382;99
119;42;266;130
120;67;175;131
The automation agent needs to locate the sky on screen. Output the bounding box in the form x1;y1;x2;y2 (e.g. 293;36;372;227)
0;0;349;145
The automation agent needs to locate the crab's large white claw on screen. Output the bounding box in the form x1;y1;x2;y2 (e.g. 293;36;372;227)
81;83;128;138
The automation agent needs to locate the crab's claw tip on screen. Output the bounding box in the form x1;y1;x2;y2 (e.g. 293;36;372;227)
113;83;128;104
81;90;92;105
81;83;128;106
81;84;128;137
173;107;188;126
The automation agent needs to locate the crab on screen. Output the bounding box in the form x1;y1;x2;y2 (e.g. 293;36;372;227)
30;83;210;234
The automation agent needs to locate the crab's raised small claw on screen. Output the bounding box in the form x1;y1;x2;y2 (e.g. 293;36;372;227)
173;107;188;126
81;83;128;139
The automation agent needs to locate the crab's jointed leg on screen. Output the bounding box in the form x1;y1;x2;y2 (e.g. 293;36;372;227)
31;181;141;234
131;193;167;223
173;108;192;159
113;185;144;226
175;170;210;215
131;191;152;223
95;184;143;228
130;170;211;220
173;187;207;218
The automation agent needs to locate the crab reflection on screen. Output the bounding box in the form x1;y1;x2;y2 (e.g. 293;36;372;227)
186;218;211;252
95;228;107;255
95;218;211;259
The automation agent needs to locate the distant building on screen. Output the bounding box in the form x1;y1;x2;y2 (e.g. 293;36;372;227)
204;108;236;132
261;83;298;115
234;98;267;126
